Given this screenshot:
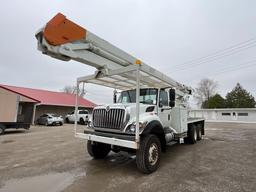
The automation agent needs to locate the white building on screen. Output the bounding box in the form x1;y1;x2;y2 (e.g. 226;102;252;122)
189;108;256;123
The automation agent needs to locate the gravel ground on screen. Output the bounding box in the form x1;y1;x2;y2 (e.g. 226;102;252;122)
0;122;255;192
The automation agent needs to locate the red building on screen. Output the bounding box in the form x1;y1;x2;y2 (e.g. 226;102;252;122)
0;84;96;124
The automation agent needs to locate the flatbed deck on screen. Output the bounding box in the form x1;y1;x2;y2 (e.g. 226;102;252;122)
187;117;205;124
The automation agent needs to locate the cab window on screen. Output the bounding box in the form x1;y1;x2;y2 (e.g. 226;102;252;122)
159;90;168;107
79;110;88;114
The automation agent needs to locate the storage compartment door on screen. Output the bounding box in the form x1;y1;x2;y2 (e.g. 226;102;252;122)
171;107;187;133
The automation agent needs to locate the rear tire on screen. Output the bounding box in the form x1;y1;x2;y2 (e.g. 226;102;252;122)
66;118;69;123
197;124;202;141
136;134;161;174
87;141;111;159
187;125;197;144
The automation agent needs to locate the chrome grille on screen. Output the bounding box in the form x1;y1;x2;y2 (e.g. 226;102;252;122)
93;108;125;129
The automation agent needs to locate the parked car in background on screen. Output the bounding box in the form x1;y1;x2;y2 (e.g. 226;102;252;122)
65;110;90;125
37;113;64;126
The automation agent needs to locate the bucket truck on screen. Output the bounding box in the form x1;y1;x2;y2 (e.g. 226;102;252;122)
35;13;205;173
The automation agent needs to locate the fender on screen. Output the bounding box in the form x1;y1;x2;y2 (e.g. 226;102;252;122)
141;120;166;151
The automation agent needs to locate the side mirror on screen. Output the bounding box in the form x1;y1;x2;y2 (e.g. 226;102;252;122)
113;93;117;103
169;100;175;107
169;89;175;107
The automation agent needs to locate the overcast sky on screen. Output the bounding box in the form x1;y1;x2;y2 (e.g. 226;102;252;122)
0;0;255;107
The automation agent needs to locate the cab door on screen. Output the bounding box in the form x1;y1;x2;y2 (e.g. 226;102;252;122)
158;89;171;127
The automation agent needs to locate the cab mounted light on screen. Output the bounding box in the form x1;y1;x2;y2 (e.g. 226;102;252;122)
135;59;142;65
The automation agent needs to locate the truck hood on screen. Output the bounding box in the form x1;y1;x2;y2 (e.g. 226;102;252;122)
93;103;158;132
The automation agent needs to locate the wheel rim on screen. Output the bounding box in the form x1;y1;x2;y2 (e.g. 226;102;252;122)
148;143;158;166
194;128;197;141
0;128;3;134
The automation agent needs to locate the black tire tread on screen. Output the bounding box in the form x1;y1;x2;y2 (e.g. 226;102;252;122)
197;125;202;141
187;125;197;144
136;134;161;174
87;141;111;159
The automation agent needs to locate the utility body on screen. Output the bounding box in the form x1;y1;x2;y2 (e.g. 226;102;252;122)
36;13;205;173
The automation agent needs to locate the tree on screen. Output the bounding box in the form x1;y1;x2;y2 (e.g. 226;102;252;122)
62;85;86;97
225;83;256;108
194;78;218;108
202;94;226;108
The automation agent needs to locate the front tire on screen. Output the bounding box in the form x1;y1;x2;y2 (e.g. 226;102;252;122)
136;134;161;174
87;141;111;159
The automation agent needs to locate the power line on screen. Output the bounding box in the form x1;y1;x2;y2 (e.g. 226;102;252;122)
171;43;256;73
170;38;256;72
188;59;256;83
172;38;256;68
209;59;256;77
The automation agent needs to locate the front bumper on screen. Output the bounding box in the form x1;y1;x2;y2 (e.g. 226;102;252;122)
75;129;138;149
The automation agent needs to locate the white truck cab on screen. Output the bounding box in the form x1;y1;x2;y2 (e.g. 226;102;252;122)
92;88;175;134
36;13;205;173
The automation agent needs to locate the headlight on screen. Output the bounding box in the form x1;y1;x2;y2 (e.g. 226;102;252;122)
126;121;148;133
129;124;136;133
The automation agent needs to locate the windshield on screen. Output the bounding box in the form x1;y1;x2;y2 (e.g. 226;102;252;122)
117;88;158;105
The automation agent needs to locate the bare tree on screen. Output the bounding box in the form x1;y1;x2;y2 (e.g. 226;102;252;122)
62;85;86;97
194;78;218;108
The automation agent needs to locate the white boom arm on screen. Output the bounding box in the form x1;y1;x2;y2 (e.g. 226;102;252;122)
36;13;192;95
